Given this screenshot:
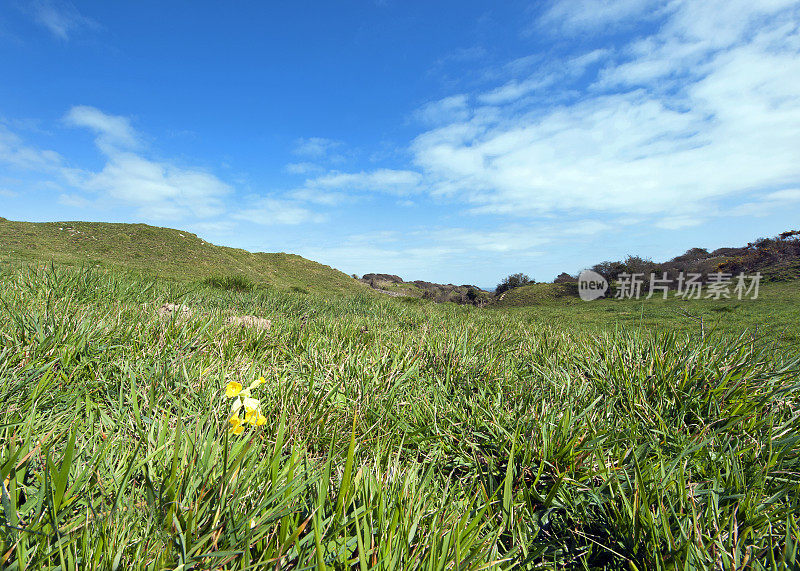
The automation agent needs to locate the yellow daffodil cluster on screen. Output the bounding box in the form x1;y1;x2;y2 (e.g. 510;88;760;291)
225;376;267;434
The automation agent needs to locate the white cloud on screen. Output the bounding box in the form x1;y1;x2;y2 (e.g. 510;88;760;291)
596;0;800;89
766;188;800;202
414;95;470;126
289;187;347;206
299;220;609;285
726;187;800;217
409;1;800;221
424;227;550;253
234;198;326;225
482;49;610;106
75;151;230;219
65;106;139;151
0;188;18;198
305;168;424;196
284;162;322;175
537;0;662;35
655;215;704;230
31;0;97;40
0;124;62;170
64;106;231;220
292;137;343;159
58;192;92;208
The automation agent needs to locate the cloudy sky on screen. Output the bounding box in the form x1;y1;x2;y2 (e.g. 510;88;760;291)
1;1;799;288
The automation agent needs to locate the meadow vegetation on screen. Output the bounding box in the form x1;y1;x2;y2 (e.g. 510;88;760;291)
0;219;363;296
1;262;798;569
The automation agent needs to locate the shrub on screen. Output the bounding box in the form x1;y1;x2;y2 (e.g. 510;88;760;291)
496;272;533;294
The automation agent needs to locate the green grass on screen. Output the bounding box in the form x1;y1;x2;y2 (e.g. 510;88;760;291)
0;218;367;295
494;282;580;306
0;262;799;569
202;274;256;292
494;281;800;351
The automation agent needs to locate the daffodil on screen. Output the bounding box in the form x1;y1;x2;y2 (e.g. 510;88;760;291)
224;377;267;435
229;415;244;435
226;381;242;398
245;377;266;391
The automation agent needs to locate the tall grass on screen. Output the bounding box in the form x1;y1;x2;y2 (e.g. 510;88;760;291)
0;264;798;569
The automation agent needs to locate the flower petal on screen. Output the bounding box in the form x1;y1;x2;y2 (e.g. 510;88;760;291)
225;381;242;398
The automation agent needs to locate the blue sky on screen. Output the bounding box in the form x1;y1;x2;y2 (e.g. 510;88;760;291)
1;0;799;288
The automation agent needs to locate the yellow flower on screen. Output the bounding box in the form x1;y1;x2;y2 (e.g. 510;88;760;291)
245;407;258;425
247;377;266;391
229;415;245;435
243;396;260;411
226;381;242;398
255;413;267;426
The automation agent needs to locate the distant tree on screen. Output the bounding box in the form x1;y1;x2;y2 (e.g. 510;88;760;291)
496;273;533;294
554;272;577;283
591;261;626;284
670;248;710;263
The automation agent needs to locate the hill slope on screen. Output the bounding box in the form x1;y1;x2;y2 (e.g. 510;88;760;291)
0;218;366;295
493;282;580;307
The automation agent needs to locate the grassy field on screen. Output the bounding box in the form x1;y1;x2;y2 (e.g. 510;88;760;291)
0;218;367;296
0;262;798;569
495;282;800;351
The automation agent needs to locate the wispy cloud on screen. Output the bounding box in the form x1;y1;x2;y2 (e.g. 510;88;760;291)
284;162;322;175
407;0;800;225
479;49;609;106
414;95;470;126
283;168;426;207
64;106;231;220
31;0;97;40
725;187;800;218
65;106;139;151
292;137;344;159
310;169;423;195
0;123;62;170
299;220;608;285
233;197;326;225
537;0;662;35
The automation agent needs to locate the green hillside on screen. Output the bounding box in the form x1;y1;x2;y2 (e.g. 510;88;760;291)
493;281;580;307
0;218;367;295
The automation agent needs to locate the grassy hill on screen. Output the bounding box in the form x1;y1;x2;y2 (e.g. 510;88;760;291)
493;281;579;307
0;217;368;295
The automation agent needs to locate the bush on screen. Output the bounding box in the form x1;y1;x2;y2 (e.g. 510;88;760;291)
496;272;533;295
554;272;577;284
